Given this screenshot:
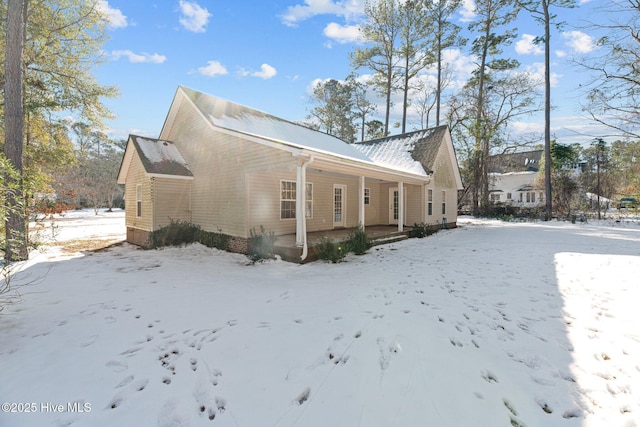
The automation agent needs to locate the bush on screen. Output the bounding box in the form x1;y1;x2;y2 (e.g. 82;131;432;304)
148;220;199;248
148;220;230;251
197;229;230;251
345;226;372;255
248;226;277;262
409;222;437;238
315;236;347;263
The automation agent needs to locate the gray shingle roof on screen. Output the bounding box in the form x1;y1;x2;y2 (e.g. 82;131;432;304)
488;150;543;174
130;135;193;177
353;126;448;175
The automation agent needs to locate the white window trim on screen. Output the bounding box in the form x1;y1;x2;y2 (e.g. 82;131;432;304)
364;188;370;205
280;180;296;220
280;180;313;220
441;190;446;215
136;184;142;217
427;188;433;216
305;182;313;219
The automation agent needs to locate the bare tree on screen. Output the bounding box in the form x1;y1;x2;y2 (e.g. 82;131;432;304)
350;76;378;142
412;66;454;129
579;0;640;140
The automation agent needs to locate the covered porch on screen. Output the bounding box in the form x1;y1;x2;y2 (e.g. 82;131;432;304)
273;225;414;263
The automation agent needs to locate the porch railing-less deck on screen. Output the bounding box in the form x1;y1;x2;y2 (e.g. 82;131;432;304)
273;225;411;263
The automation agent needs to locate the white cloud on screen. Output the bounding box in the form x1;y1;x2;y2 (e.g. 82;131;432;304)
525;62;561;87
441;48;475;88
198;61;228;77
251;64;278;80
178;0;212;33
555;50;567;58
515;34;543;55
111;50;166;64
459;0;476;22
562;30;596;54
96;1;128;28
280;0;364;27
323;22;361;44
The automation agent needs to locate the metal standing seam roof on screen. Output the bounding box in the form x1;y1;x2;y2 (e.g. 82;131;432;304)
179;86;377;165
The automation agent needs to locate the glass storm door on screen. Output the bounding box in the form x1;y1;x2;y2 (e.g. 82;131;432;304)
389;188;399;225
333;185;346;227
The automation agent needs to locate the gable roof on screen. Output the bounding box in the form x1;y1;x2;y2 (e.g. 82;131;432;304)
488;150;543;174
154;86;464;185
353;126;449;175
178;86;372;164
117;135;192;184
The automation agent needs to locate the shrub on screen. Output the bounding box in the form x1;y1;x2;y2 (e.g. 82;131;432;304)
148;220;231;251
148;220;200;248
248;226;277;262
345;226;372;255
315;236;347;263
409;222;437;238
197;229;230;251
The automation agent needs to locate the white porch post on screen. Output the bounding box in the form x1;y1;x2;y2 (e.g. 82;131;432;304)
295;162;305;247
398;181;404;232
359;176;365;229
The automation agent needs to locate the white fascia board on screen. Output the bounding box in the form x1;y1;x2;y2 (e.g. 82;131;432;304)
146;173;194;180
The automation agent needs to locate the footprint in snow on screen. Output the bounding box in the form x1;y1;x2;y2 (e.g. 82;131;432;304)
480;369;498;383
106;360;128;373
79;335;98;348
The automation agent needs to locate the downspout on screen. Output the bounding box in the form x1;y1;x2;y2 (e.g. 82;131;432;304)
300;155;314;261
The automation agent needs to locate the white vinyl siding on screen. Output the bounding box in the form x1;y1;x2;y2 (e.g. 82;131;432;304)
152;177;192;230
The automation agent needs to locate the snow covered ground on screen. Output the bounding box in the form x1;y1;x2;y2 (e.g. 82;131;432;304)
1;210;639;427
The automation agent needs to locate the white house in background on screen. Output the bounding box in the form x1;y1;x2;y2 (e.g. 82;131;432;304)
488;150;545;208
117;86;463;261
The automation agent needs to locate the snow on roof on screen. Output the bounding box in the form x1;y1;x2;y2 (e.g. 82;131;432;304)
131;135;192;177
353;127;447;176
180;86;373;163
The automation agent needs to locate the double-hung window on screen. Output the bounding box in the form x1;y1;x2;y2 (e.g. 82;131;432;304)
427;189;433;216
136;184;142;217
441;190;446;215
280;181;313;219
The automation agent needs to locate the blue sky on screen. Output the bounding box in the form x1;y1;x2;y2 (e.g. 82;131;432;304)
95;0;610;146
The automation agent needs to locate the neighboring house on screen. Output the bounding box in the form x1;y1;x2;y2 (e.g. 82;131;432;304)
488;150;545;208
488;149;587;209
117;86;463;261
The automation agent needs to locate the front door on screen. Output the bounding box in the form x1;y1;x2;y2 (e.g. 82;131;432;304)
389;187;399;225
333;185;346;228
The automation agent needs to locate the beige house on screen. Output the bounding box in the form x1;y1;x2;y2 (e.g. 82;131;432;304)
117;86;463;260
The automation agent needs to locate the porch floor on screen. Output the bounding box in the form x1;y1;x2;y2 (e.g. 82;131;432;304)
273;225;410;262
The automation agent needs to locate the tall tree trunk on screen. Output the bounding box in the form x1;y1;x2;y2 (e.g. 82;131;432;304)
401;54;409;133
543;0;553;220
474;25;490;216
4;0;29;261
435;28;442;127
384;63;392;136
